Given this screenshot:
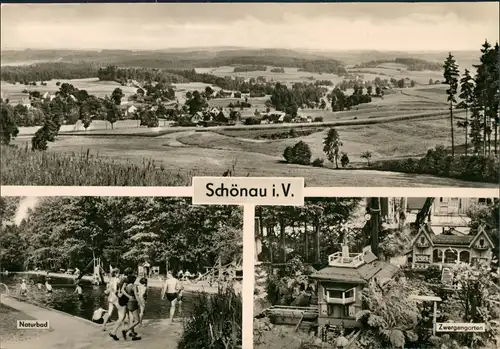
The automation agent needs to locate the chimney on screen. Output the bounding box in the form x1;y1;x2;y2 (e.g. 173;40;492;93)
370;197;381;257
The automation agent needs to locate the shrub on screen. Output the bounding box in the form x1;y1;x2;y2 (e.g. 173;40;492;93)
340;153;350;168
283;141;312;165
312;158;324;167
314;116;323;122
370;147;499;184
177;287;242;349
244;117;260;125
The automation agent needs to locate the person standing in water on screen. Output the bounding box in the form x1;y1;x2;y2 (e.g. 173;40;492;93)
74;282;83;300
45;278;53;293
19;279;28;296
161;271;183;324
102;268;120;331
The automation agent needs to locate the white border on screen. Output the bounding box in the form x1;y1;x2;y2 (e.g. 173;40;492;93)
1;186;497;198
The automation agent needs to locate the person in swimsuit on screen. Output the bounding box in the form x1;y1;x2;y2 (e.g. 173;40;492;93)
161;271;183;324
137;278;148;326
121;275;141;340
109;268;134;341
102;268;120;331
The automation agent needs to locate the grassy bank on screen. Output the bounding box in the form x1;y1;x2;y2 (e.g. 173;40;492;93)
1;145;191;186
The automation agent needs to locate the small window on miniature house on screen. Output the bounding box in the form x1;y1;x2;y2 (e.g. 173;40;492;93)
327;290;343;299
344;289;355;299
479;239;485;248
420;237;425;244
440;198;443;202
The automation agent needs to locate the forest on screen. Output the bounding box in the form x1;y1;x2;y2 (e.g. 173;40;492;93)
0;197;243;274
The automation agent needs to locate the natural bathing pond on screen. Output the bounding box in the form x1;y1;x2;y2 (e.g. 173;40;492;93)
1;273;197;322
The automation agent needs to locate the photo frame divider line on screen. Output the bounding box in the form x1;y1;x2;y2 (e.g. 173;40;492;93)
242;204;256;349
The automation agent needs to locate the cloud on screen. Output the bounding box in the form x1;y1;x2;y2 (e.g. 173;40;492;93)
1;3;498;51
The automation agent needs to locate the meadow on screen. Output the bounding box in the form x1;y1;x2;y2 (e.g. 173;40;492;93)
1;78;137;104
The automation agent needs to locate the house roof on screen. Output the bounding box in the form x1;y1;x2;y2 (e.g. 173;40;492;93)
432;234;474;246
309;260;399;284
413;224;493;248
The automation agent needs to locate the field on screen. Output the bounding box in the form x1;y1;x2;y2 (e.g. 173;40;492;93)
1;78;138;104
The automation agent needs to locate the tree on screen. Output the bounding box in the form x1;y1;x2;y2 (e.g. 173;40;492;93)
367;86;373;96
443;53;460;156
361;150;372;166
340;153;350;168
283;141;312;165
291;141;312;165
0;102;19;145
104;97;121;129
111;88;124;106
375;86;381;96
323;128;343;169
457;69;474;156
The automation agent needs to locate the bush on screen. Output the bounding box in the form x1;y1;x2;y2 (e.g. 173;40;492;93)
371;147;499;183
283;141;312;165
340;153;350;168
312;158;324;167
177;287;242;349
313;116;323;122
244;117;260;125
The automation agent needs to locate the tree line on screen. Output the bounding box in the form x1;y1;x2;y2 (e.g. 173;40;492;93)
0;197;242;274
443;40;499;157
256;198;362;266
354;57;443;71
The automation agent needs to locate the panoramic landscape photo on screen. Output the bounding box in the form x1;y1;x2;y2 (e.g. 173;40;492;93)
254;196;500;349
0;196;243;349
0;3;499;187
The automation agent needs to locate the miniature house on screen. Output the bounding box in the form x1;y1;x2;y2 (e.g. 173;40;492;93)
309;245;399;329
411;224;494;270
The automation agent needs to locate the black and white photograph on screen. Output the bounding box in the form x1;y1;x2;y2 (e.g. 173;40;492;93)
254;196;500;349
1;3;498;187
0;196;243;349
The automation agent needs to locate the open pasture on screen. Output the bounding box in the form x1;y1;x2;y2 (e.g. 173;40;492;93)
9;118;487;188
175;116;465;162
195;66;344;86
1;78;137;104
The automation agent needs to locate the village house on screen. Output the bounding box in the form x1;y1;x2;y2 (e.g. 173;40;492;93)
410;224;494;271
20;97;32;108
125;105;138;118
309;244;399;329
191;111;204;123
261;111;286;124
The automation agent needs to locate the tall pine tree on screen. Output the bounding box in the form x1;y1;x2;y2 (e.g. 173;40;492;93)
443;53;460;157
458;69;474;156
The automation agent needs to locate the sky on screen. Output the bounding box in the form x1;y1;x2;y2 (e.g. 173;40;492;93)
1;3;499;52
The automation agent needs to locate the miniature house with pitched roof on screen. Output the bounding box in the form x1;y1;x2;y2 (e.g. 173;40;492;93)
411;224;494;270
309;244;399;328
